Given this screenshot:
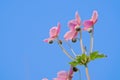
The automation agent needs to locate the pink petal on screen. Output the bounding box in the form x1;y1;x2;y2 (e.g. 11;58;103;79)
43;38;54;43
72;31;78;39
53;78;67;80
53;78;57;80
42;78;48;80
43;38;49;42
68;20;77;31
57;71;68;78
91;10;98;24
49;27;58;38
64;31;74;40
57;22;61;35
83;20;93;30
68;11;81;31
69;66;74;76
49;23;61;38
64;31;72;40
64;30;78;40
53;78;58;80
75;11;81;26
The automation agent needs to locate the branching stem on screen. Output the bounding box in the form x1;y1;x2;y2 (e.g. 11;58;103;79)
64;40;77;57
57;38;74;60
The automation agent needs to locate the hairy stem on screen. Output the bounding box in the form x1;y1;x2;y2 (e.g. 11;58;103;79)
89;31;94;54
57;39;74;60
85;66;90;80
68;67;73;80
78;69;82;80
79;30;85;53
64;40;77;56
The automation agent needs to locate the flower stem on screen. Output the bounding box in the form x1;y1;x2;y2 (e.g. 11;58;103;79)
85;66;90;80
57;39;74;60
78;69;82;80
64;40;77;57
68;67;73;80
89;31;94;54
79;30;85;53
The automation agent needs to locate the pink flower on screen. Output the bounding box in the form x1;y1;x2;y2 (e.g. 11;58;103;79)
42;67;74;80
42;78;48;80
53;66;74;80
53;71;69;80
83;10;98;31
44;23;61;43
64;11;81;40
53;70;73;80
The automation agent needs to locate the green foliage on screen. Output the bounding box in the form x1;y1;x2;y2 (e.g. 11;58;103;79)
69;61;79;67
90;51;107;60
69;51;107;67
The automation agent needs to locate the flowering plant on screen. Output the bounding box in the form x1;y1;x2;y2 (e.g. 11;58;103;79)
43;10;107;80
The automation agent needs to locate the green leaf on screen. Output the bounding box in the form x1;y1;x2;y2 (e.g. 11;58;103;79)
69;61;78;67
81;54;87;61
69;51;107;67
80;54;86;64
76;55;82;63
81;53;86;58
90;51;107;60
75;54;89;65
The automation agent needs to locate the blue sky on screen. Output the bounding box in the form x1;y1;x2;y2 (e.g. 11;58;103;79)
0;0;120;80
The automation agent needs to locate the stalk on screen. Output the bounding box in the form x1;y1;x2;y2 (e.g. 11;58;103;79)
57;39;74;61
85;66;90;80
89;29;94;54
79;30;85;53
64;40;77;57
78;69;82;80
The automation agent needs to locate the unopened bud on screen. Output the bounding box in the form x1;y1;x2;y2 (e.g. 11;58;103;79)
48;40;53;44
72;38;77;43
58;40;62;44
72;67;78;72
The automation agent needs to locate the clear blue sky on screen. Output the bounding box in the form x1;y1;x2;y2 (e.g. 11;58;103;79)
0;0;120;80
